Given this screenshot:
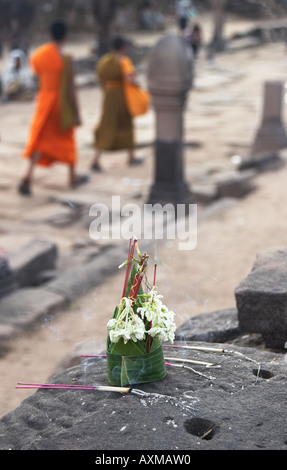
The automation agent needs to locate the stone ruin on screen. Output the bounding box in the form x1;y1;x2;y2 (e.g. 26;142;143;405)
251;81;287;156
0;257;16;299
0;246;287;450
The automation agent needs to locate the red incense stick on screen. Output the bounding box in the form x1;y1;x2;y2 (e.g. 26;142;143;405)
122;238;136;298
153;263;157;287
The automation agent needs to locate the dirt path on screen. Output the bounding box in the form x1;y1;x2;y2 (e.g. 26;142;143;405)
1;18;287;417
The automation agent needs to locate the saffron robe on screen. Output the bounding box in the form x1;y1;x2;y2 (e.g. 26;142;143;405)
94;53;134;151
23;42;77;167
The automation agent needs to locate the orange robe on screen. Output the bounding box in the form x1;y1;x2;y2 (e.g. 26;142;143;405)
94;53;134;151
23;42;77;167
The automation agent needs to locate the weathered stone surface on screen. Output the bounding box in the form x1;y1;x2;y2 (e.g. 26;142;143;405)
9;239;58;287
175;308;240;343
198;198;239;222
235;247;287;349
0;257;17;298
212;170;256;198
0;342;286;450
0;324;16;356
45;245;126;302
191;183;219;204
0;244;127;346
238;152;285;173
0;287;66;331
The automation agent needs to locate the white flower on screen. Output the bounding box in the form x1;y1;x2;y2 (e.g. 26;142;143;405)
108;297;146;344
137;287;176;344
108;288;176;346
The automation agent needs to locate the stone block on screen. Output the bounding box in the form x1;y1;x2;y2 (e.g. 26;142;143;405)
46;245;126;302
0;324;16;355
175;308;239;343
239;152;285;173
0;287;66;330
235;247;287;349
1;342;286;450
0;258;17;298
213;170;256;198
191;183;219;204
9;239;58;287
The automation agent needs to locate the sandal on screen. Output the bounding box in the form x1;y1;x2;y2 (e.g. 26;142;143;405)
18;181;31;196
71;174;90;188
90;162;102;172
129;157;144;166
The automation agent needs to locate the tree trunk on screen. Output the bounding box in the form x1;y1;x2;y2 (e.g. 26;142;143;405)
8;0;35;53
91;0;117;57
209;0;226;54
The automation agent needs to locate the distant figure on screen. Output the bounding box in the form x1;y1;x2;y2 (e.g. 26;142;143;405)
139;1;164;31
176;0;191;35
91;36;144;171
1;49;34;101
186;24;202;58
18;21;88;196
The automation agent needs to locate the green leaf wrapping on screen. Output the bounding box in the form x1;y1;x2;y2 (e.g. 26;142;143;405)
106;257;166;386
106;340;166;386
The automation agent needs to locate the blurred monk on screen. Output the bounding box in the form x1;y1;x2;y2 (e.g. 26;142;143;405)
19;20;88;196
91;36;144;171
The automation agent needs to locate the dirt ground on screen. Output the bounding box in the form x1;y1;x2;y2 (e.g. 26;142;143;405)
1;13;287;418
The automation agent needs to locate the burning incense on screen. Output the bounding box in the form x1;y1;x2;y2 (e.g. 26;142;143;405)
81;354;107;358
147;263;158;353
165;362;216;380
16;382;154;398
121;238;135;298
80;354;219;369
164;356;220;368
129;256;148;303
16;382;131;393
163;344;226;353
153;263;157;287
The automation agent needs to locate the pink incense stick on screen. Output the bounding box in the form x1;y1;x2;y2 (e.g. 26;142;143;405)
17;382;97;388
16;382;131;393
81;354;106;358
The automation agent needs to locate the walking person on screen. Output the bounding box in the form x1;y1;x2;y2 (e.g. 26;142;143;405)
186;23;202;58
1;49;34;102
18;20;88;196
176;0;192;35
91;36;147;172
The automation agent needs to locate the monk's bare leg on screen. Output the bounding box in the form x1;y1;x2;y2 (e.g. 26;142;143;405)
18;152;40;195
127;148;135;164
127;148;143;166
69;165;89;188
90;150;102;171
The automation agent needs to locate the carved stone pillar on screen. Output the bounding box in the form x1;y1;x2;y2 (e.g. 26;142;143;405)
147;34;193;205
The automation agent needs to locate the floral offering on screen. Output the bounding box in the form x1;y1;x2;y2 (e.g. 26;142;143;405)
106;238;176;386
